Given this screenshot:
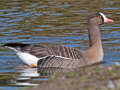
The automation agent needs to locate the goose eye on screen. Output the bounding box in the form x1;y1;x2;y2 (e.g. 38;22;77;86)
98;15;101;19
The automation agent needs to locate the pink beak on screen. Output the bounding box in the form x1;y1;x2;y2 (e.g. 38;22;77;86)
105;18;113;23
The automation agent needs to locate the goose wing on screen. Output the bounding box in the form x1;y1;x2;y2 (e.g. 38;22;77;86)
29;45;88;68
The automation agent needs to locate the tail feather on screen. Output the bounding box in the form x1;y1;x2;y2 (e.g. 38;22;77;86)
3;43;31;47
3;43;31;52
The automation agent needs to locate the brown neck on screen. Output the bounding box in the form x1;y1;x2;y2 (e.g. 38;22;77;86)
87;22;102;47
84;20;103;64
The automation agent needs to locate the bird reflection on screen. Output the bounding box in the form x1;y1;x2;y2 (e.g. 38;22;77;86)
11;61;103;86
11;67;77;86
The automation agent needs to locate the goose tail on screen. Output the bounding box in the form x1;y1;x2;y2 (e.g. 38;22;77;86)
3;43;31;52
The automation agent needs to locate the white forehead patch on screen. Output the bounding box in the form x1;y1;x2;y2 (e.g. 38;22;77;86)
99;12;107;22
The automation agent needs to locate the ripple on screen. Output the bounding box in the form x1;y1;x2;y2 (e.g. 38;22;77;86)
26;4;38;8
49;27;80;29
51;4;71;8
37;6;48;8
49;13;63;16
101;7;119;9
37;25;53;27
0;9;18;12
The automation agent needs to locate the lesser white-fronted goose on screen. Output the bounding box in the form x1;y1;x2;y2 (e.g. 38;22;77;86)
3;12;113;68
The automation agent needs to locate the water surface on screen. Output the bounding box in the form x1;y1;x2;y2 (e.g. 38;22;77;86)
0;0;120;90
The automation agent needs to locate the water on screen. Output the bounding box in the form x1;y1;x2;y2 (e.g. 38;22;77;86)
0;0;120;89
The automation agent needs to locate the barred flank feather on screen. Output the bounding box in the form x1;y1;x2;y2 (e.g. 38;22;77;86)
37;56;88;68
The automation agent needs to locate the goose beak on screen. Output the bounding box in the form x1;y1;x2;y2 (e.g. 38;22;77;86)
104;18;113;23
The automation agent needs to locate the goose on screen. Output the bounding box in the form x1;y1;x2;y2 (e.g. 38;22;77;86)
3;12;113;68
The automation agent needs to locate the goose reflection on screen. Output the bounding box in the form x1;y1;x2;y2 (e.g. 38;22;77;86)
11;62;103;86
11;67;76;86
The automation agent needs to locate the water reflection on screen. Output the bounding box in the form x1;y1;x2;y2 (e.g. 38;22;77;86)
10;67;76;86
12;68;40;86
10;61;104;87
